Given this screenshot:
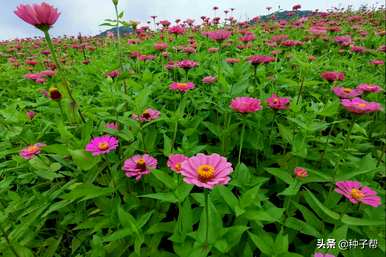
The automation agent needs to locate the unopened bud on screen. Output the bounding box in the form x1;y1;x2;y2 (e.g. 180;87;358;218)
48;87;62;100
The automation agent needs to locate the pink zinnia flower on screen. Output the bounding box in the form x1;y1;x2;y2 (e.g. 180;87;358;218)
341;98;381;114
370;59;384;65
169;82;195;92
332;87;363;98
314;253;335;257
248;55;275;65
106;70;120;78
321;71;345;82
230;97;262;113
167;154;188;173
122;154;157;180
26;111;36;120
132;108;160;122
294;167;308;178
154;42;168;51
225;58;240;64
281;40;304;47
207;30;232;42
168;25;185;35
292;4;301;10
335;181;381;207
39;69;56;77
202;76;216;84
356;84;382;93
180;153;233;189
335;36;352;46
20;143;46;159
177;60;198;70
266;94;290;110
14;3;60;30
85;136;118;156
105;122;119;130
350;45;366;53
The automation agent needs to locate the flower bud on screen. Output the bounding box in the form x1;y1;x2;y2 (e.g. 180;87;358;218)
48;87;62;100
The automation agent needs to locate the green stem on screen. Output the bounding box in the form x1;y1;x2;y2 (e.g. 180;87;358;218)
204;189;209;247
238;122;246;165
44;30;85;123
335;118;355;176
43;30;61;70
296;77;305;104
268;111;277;146
114;4;123;69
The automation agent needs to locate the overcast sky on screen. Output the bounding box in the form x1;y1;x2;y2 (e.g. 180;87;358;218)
0;0;381;40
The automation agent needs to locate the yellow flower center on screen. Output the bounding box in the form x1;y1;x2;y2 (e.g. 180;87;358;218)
197;164;215;182
343;88;352;93
272;98;279;104
351;188;365;200
174;163;182;172
136;158;147;171
98;142;109;150
357;103;367;108
177;83;188;88
27;145;39;154
142;111;151;119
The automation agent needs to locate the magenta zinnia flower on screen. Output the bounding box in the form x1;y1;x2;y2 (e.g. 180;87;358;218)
230;97;262;113
356;84;382;93
132;108;160;122
180;153;233;189
105;122;119;130
321;71;345;82
294;167;308;178
266;94;290;110
332;87;362;98
85;136;118;156
206;30;232;42
14;3;60;30
122;154;157;180
176;60;198;70
167;154;188;173
20;143;46;159
169;82;195;92
340;98;381;114
202;76;216;84
248;55;275;65
335;181;381;207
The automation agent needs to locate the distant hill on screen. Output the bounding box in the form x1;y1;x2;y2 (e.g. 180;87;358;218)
98;10;313;36
98;26;133;37
258;10;313;22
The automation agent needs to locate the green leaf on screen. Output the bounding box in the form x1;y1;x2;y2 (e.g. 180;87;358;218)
284;217;321;237
152;169;177;189
62;183;113;201
216;185;240;214
304;189;340;222
341;215;385;226
278;123;293;144
279;180;302;196
69;149;98;171
139;192;178;203
248;230;273;255
292;134;308;158
275;230;289;254
103;228;134;242
265;168;294;184
174;183;193;202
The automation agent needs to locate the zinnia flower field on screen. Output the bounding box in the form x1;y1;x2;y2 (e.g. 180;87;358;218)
0;2;385;257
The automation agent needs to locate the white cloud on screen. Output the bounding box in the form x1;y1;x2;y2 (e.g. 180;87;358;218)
0;0;381;40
